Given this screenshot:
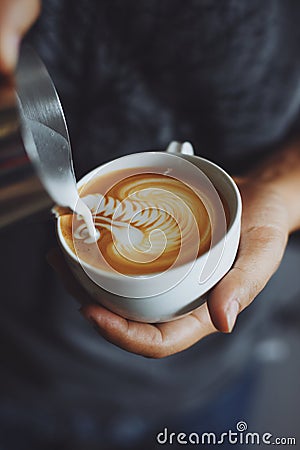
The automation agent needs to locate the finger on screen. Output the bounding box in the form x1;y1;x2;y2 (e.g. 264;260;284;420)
47;247;93;307
80;302;218;358
208;224;287;333
0;0;41;73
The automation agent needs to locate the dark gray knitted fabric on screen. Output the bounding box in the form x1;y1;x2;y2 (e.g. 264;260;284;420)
28;0;300;173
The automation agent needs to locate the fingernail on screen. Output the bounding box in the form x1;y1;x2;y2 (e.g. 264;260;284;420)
225;300;239;333
1;32;19;71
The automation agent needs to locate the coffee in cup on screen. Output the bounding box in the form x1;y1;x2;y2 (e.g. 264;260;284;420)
59;167;219;276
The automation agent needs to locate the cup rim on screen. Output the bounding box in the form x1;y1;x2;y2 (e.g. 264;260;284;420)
57;151;242;280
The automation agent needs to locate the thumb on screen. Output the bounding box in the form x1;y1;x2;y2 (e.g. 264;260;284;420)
207;225;287;333
0;0;40;73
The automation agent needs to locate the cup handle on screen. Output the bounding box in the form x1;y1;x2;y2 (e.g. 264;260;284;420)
165;141;194;155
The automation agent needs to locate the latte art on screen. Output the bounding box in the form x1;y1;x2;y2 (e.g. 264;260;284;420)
60;170;213;275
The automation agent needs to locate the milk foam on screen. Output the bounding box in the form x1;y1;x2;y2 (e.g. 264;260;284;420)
70;174;212;274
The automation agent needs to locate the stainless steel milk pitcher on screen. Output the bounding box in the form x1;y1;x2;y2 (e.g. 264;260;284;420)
0;47;69;228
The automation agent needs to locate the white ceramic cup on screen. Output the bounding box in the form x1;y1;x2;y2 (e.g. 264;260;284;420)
57;142;242;323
